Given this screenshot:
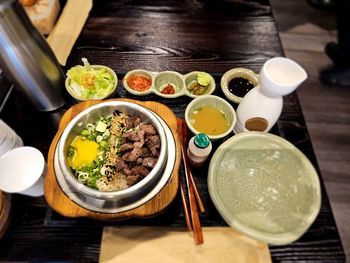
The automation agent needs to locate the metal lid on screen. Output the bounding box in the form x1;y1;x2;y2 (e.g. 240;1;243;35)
194;133;210;148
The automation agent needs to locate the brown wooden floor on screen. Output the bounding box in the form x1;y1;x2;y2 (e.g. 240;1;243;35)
270;0;350;261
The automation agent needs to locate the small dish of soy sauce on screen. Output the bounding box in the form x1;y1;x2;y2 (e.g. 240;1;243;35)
220;68;259;103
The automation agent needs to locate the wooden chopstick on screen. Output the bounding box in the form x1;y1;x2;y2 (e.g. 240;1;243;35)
181;146;204;245
176;119;192;232
186;161;206;214
180;179;192;232
177;119;206;213
177;119;204;245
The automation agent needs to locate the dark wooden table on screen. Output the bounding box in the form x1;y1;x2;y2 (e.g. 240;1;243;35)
0;0;346;262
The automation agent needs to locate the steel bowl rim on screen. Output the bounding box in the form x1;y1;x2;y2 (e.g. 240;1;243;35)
57;101;167;200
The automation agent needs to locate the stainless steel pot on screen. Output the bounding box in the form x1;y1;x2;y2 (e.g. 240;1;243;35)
57;101;168;204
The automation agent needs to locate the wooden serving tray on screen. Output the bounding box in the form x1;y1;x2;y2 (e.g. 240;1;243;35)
45;99;181;220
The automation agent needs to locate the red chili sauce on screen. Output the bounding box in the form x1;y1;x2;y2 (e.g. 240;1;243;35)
161;83;175;94
126;75;152;92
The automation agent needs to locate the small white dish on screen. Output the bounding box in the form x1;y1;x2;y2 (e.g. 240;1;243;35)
0;146;46;196
122;70;216;99
185;95;236;141
153;71;185;98
122;69;154;96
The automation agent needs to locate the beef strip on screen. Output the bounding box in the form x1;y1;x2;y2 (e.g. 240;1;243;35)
127;161;137;169
114;157;126;171
140;124;157;136
131;166;150;177
125;117;134;130
137;129;145;142
140;147;151;157
122;152;129;161
125;147;143;162
134;141;144;148
113;115;161;187
123;166;132;176
142;157;158;168
127;175;142;186
146;135;160;156
122;130;140;141
119;143;134;152
130;116;142;127
122;129;146;142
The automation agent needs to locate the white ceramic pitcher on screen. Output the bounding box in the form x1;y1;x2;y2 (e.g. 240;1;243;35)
233;57;307;134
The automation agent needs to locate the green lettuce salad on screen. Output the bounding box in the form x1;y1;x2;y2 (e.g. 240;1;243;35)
67;58;116;100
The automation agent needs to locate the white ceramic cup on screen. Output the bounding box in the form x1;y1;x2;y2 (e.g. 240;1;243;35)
0;146;46;197
259;57;307;97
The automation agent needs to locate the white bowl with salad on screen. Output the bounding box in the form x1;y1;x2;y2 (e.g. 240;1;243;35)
65;58;118;101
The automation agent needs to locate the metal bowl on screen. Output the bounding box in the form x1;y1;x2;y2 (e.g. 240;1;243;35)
56;101;168;204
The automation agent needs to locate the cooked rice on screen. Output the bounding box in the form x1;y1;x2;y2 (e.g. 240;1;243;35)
98;113;129;192
96;172;128;191
105;113;127;165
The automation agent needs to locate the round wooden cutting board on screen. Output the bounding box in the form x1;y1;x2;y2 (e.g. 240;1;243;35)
44;98;181;220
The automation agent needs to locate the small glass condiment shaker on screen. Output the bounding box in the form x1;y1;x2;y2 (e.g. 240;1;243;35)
187;133;212;168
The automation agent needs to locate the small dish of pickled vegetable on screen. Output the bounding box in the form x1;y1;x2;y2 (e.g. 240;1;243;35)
65;58;118;101
122;69;215;99
184;71;216;98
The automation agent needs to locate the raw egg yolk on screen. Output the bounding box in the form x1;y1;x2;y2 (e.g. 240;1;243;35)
69;136;99;168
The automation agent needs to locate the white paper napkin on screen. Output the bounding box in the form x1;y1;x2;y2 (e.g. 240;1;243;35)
47;0;93;66
100;227;271;263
